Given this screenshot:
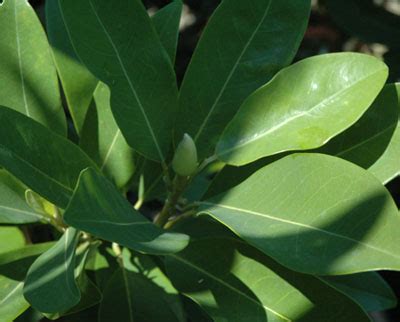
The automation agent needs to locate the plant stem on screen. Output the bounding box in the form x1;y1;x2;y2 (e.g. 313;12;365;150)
154;175;189;227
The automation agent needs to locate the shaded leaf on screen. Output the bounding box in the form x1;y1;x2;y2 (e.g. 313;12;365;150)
59;0;179;161
0;107;98;208
217;53;388;166
165;217;369;322
64;168;189;254
46;0;98;135
24;228;80;313
200;153;400;275
177;0;311;160
323;272;397;312
0;0;66;135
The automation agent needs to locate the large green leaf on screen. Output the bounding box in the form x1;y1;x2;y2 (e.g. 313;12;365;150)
176;0;311;160
216;53;388;166
0;170;46;224
0;226;24;254
0;107;98;208
323;272;397;312
59;0;179;161
200;153;400;275
0;243;54;322
64;168;189;255
0;0;66;136
99;250;184;322
165;217;369;322
24;228;80;314
318;84;400;184
152;0;182;65
80;83;136;188
46;0;98;135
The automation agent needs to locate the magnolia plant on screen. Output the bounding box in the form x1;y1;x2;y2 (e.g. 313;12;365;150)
0;0;399;321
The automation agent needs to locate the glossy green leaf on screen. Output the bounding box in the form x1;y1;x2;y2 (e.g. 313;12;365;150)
152;0;182;65
0;243;54;322
200;153;400;275
0;226;24;255
323;272;397;312
0;0;66;136
80;83;136;188
59;0;179;161
176;0;311;160
64;168;189;254
46;0;98;135
165;217;369;322
318;84;400;184
0;107;98;208
0;171;48;224
24;228;80;313
217;53;388;166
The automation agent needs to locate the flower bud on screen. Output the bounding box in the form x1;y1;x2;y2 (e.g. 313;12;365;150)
172;133;198;176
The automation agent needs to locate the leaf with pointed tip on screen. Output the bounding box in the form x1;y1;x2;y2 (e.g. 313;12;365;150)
0;226;24;255
23;228;81;314
46;0;98;135
64;168;189;254
0;243;55;322
200;153;400;275
0;0;66;136
152;0;182;65
80;82;136;188
0;107;98;208
217;53;388;166
59;0;178;161
317;84;400;184
165;217;370;322
0;170;46;224
323;272;397;312
177;0;311;160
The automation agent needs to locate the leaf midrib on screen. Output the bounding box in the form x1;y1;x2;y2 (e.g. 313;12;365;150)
0;281;23;306
218;68;386;157
201;201;400;260
192;0;273;142
169;253;291;321
87;0;164;161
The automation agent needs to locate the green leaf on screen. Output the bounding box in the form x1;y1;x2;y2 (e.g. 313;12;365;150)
323;272;397;312
0;107;98;208
165;217;370;322
59;0;179;161
216;53;388;166
318;84;400;184
0;0;66;136
0;226;24;255
0;171;46;224
80;82;136;188
200;153;400;275
177;0;311;160
23;228;81;313
45;0;98;135
64;168;189;255
0;243;54;322
99;252;185;322
152;0;182;65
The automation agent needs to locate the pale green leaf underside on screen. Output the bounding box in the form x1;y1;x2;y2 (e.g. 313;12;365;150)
0;226;24;255
0;0;66;136
177;0;311;160
200;153;400;275
59;0;178;161
23;228;80;313
64;168;189;255
217;53;388;166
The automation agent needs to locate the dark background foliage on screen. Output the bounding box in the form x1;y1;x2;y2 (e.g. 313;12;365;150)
20;1;400;321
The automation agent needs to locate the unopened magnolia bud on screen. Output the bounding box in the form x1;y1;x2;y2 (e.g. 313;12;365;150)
172;133;198;176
